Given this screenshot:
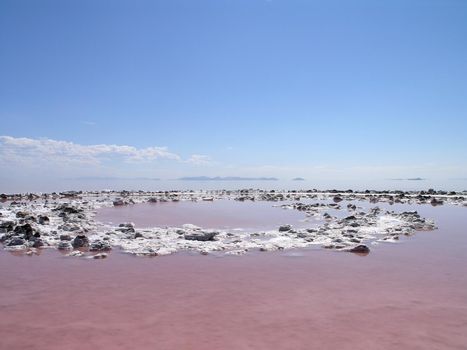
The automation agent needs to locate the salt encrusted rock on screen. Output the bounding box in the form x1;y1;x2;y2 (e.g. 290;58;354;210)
430;198;444;206
347;203;357;210
113;199;125;206
58;241;73;250
184;231;218;241
278;225;292;232
0;220;15;233
71;234;89;248
117;222;135;233
53;204;82;214
5;237;25;247
14;223;37;240
16;211;31;218
30;237;44;248
38;215;50;225
134;232;144;238
59;234;72;241
89;240;111;251
349;245;370;254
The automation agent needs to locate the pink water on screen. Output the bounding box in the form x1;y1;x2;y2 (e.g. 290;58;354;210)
96;199;319;231
1;203;467;350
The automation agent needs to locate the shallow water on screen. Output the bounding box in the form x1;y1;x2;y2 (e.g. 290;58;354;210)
1;202;467;350
96;199;324;231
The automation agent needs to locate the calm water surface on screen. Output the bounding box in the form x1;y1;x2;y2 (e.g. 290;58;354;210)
0;202;466;350
95;199;326;231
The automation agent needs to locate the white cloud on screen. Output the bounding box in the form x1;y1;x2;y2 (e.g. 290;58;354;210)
0;136;181;166
185;154;213;165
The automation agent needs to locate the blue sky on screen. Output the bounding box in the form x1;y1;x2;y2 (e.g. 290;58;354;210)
1;0;466;191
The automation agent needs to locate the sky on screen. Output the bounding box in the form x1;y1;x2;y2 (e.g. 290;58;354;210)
1;0;467;192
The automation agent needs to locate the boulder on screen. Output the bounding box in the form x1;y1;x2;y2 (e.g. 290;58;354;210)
278;225;292;232
184;231;218;241
5;237;25;247
0;220;15;233
53;204;82;214
349;245;370;254
333;195;343;203
71;234;89;248
89;240;111;251
113;199;125;206
14;223;37;240
57;241;73;250
38;215;50;225
117;222;135;233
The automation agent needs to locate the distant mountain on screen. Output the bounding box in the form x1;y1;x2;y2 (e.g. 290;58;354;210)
391;177;426;181
178;176;279;181
292;177;306;181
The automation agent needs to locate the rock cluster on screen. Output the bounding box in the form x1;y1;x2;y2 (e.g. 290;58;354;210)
0;188;459;258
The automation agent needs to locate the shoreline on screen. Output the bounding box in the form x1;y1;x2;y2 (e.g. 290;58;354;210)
1;188;464;258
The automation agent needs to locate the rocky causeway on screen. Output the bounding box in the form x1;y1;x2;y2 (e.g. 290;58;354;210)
1;189;465;258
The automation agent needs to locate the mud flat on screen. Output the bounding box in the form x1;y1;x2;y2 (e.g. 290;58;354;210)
1;189;465;257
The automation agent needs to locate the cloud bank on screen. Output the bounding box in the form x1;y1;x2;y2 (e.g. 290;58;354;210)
0;136;208;166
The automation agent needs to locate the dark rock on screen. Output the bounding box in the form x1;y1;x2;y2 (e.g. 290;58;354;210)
38;215;50;225
30;238;44;248
14;223;37;240
0;220;15;232
57;241;72;250
113;199;125;206
71;234;89;248
89;240;111;251
16;211;30;218
53;204;82;214
59;234;72;241
5;237;25;246
333;195;343;203
278;225;292;232
349;245;370;254
117;222;135;233
184;231;218;241
134;232;144;238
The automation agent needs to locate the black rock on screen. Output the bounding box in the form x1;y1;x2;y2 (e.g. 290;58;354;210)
6;237;25;246
184;231;218;241
89;240;111;251
349;245;370;254
278;225;292;232
333;195;343;203
71;234;89;248
53;204;82;214
30;238;44;248
113;199;125;206
57;241;72;250
0;220;15;232
14;223;37;240
38;215;50;225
